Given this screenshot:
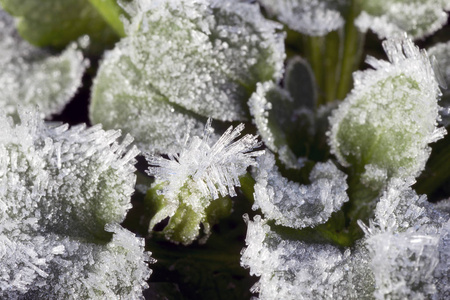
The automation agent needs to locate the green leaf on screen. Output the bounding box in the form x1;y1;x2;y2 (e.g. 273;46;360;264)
90;0;285;153
357;0;450;39
0;0;124;52
0;9;88;119
329;37;445;187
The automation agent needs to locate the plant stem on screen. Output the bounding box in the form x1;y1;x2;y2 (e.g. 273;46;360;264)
336;0;364;100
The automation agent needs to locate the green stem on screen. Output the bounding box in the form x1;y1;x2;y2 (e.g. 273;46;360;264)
88;0;126;37
324;31;340;103
304;35;325;105
239;173;256;205
336;0;364;100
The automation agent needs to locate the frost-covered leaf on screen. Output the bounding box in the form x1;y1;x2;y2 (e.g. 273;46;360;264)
0;107;151;298
145;120;263;245
252;151;348;229
358;178;450;299
240;215;374;299
357;0;450;39
90;0;285;153
249;82;310;168
0;9;88;120
328;36;446;187
0;0;123;50
258;0;344;36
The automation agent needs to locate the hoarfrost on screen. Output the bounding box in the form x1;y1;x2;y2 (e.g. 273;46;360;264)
359;178;450;299
356;0;450;39
90;0;285;154
146;119;263;244
0;8;88;119
258;0;344;36
252;151;348;229
0;108;151;298
241;215;374;299
328;36;446;185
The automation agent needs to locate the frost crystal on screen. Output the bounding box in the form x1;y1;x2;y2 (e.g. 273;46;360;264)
252;151;348;229
241;215;374;299
357;0;450;39
328;36;446;185
359;178;450;299
146;120;263;244
90;0;285;154
259;0;344;36
0;108;151;298
0;9;88;119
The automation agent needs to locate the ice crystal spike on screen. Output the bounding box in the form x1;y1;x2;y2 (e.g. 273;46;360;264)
357;0;450;39
259;0;344;36
145;120;263;245
252;151;348;229
328;36;446;186
241;215;374;299
90;0;285;154
0;107;151;298
0;9;88;120
360;178;450;299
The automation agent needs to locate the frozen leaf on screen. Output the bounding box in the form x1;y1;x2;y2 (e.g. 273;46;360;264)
90;0;285;153
328;36;446;186
0;9;88;120
146;120;263;245
0;0;123;51
358;178;450;299
248;82;306;167
0;107;151;298
259;0;344;36
252;151;348;229
357;0;450;39
240;215;374;299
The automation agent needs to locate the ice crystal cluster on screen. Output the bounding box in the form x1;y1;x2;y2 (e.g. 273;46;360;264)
146;120;263;245
241;36;449;299
90;0;285;154
0;8;87;119
0;109;151;299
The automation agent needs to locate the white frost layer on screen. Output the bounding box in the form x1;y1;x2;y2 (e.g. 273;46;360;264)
359;178;450;299
0;108;151;298
147;119;263;226
0;9;88;119
91;0;285;153
356;1;449;39
252;151;348;229
259;0;344;36
241;215;373;299
328;36;446;184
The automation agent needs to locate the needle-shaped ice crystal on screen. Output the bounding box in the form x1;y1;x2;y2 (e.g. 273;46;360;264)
90;0;285;154
328;36;446;187
0;107;151;298
0;9;88;120
146;119;263;244
241;215;374;299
